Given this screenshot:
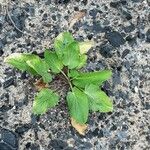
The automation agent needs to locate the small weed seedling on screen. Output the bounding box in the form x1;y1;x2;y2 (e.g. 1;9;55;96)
4;32;113;135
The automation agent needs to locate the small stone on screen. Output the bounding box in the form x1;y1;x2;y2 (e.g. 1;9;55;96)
24;4;35;16
45;0;51;5
106;31;125;47
127;36;137;46
0;49;4;56
3;77;14;88
123;24;135;33
122;10;132;20
42;13;48;21
0;93;9;102
87;34;93;40
93;22;104;33
134;86;138;93
112;70;121;86
89;9;98;18
25;142;31;148
110;2;120;8
0;15;5;24
137;31;145;39
92;128;99;136
145;102;150;110
121;0;127;5
102;81;113;96
0;142;12;150
110;124;117;131
74;6;79;11
82;0;88;5
0;105;13;112
0;15;5;31
57;0;70;4
122;124;128;131
122;49;130;58
0;40;4;51
49;139;68;149
98;129;104;138
1;129;18;149
31;114;40;125
30;143;40;150
146;29;150;43
15;124;31;135
131;0;141;2
99;43;114;58
81;142;93;149
10;9;26;31
52;15;56;21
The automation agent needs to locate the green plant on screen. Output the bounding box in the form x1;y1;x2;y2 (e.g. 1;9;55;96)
4;32;113;134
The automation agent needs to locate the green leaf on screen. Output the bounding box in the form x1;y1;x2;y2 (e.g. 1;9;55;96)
33;88;59;115
67;87;89;124
4;53;37;75
85;84;113;112
77;54;87;69
72;70;112;88
44;50;63;73
62;42;81;69
54;32;74;58
68;69;80;78
26;56;52;83
79;41;94;54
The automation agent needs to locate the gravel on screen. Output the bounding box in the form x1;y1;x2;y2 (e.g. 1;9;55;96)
0;0;150;150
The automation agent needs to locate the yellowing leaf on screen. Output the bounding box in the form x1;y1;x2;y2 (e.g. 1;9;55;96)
34;79;49;91
77;54;87;69
4;53;37;75
71;118;87;135
79;41;95;54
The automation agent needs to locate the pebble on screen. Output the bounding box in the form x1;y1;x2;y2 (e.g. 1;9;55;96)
106;31;125;47
15;124;31;135
45;0;51;5
123;24;135;33
93;22;105;33
131;0;142;2
57;0;70;4
89;9;98;18
110;1;121;8
0;49;3;56
48;139;68;149
0;40;4;51
24;4;35;16
99;42;114;58
122;49;130;58
0;142;12;150
122;10;132;20
0;105;13;112
134;86;138;93
1;129;18;149
146;29;150;43
126;35;137;46
3;77;15;88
